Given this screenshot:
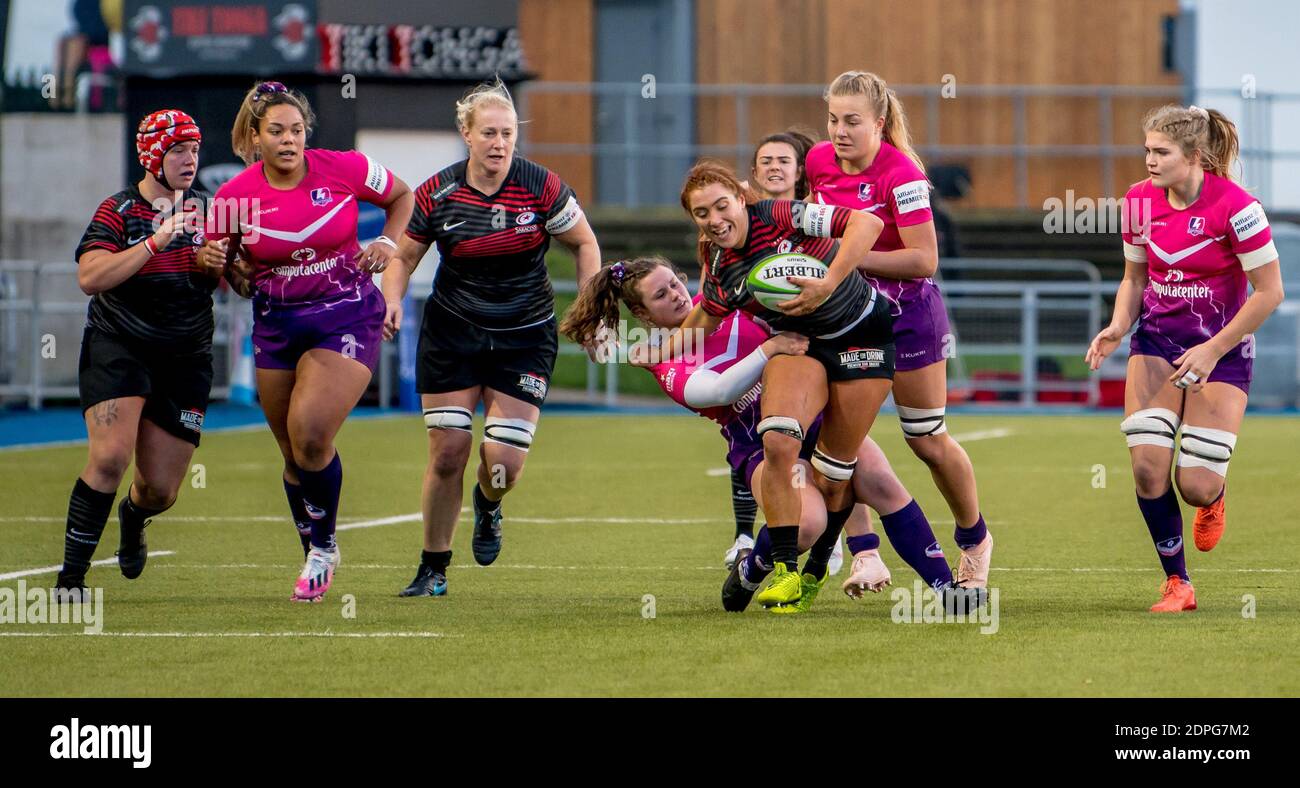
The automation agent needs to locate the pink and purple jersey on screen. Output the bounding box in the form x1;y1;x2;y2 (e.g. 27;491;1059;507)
805;140;936;312
647;301;770;472
1122;172;1277;361
212;148;394;307
805;140;949;371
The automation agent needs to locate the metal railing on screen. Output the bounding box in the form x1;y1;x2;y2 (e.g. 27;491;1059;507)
6;260;1299;411
552;259;1108;407
552;257;1300;410
0;261;243;408
518;82;1300;209
938;258;1102;405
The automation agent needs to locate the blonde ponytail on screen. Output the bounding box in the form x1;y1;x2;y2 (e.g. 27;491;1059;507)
826;70;926;173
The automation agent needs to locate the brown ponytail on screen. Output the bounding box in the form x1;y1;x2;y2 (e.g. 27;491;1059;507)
559;257;684;346
230;81;316;166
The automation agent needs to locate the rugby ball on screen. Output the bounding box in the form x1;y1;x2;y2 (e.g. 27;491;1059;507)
745;253;830;310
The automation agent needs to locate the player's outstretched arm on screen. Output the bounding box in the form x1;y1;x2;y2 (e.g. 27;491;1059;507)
1086;259;1148;370
358;176;414;275
554;214;602;290
380;235;431;340
630;302;723;367
683;332;809;408
779;208;884;316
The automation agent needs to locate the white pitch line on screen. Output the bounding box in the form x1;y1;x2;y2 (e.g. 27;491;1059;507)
0;412;414;454
0;631;450;639
950;428;1015;442
505;516;726;524
3;513;725;526
0;551;176;582
56;563;1300;575
126;563;732;571
0;511;423;582
335;511;712;531
1;515;409;523
337;513;422;532
990;566;1300;574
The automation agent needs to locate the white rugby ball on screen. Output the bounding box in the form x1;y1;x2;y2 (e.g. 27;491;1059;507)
745;253;830;310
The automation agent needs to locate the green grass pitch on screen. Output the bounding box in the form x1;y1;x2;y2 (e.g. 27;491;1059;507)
1;411;1297;696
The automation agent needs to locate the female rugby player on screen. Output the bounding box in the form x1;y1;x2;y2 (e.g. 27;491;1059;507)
659;160;893;611
57;109;219;595
806;71;994;590
1087;105;1282;612
383;79;601;597
207;81;413;602
750;130;816;201
563;257;958;613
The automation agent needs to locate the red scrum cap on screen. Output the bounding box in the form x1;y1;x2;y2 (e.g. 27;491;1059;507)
136;109;202;187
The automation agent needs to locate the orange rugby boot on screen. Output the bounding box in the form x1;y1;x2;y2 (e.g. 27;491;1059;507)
1193;486;1226;552
1149;575;1197;613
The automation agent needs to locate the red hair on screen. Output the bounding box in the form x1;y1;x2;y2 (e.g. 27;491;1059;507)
679;159;761;267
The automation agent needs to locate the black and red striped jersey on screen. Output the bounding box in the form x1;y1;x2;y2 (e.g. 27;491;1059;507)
699;199;874;336
75;185;215;349
405;156;582;330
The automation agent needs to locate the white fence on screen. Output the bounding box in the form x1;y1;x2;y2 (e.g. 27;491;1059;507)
4;259;1299;410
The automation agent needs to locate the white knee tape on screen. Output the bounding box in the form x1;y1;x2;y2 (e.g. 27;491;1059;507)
1177;425;1236;476
484;417;536;452
424;406;473;432
1121;408;1180;449
757;416;804;442
897;405;947;438
811;448;857;482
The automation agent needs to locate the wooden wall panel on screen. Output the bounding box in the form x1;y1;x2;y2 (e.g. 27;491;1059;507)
518;0;595;201
695;0;1182;208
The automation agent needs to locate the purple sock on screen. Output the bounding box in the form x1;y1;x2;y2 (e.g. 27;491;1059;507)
1137;488;1188;581
881;499;954;590
954;513;988;550
846;533;880;554
742;525;773;582
282;478;312;549
297;452;342;551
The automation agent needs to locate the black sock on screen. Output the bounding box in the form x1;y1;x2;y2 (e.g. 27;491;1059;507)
729;466;756;539
120;487;167;533
283;476;312;553
769;525;800;571
473;483;500;513
803;505;853;580
421;550;452;574
59;478;116;585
